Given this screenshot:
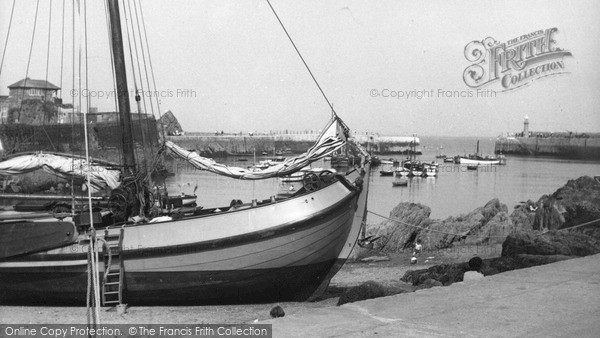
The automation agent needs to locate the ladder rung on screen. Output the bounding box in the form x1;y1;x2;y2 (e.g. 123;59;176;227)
102;231;123;308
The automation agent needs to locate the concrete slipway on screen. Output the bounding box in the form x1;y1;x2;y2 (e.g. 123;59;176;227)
266;254;600;337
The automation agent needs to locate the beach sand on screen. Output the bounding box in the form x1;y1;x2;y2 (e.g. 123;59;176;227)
0;244;502;324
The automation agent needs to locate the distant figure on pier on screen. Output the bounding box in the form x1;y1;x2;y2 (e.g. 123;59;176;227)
463;256;484;282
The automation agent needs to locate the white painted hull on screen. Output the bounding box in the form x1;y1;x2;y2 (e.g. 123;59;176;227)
459;157;500;165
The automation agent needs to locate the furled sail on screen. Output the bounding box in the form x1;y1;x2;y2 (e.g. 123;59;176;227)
166;114;350;180
0;153;121;192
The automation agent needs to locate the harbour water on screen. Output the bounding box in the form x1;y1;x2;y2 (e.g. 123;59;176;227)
165;136;600;224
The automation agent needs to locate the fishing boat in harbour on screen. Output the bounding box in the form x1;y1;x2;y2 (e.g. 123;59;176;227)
379;165;394;176
0;0;371;306
392;178;408;187
395;166;409;177
456;140;505;165
422;162;439;177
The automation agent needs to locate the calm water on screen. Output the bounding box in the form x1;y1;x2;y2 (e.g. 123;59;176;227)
165;137;600;224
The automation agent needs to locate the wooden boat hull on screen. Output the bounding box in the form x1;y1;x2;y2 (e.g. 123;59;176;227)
0;173;365;305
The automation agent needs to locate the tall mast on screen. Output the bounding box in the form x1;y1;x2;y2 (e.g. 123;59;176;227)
107;0;136;172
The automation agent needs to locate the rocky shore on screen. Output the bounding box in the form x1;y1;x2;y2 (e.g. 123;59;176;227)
356;176;600;254
345;175;600;297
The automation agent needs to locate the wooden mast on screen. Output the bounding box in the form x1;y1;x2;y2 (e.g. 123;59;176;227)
107;0;136;172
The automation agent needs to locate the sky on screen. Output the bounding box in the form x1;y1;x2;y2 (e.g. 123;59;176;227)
0;0;599;137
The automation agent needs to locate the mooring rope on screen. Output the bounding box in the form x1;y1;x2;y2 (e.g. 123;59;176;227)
367;210;600;238
556;218;600;232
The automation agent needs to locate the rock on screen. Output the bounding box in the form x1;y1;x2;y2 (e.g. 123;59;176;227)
510;200;537;231
269;305;285;318
402;254;576;287
425;198;510;249
382;281;418;295
417;278;443;289
533;176;600;231
363;198;524;254
465;211;513;245
159;110;184;136
401;262;469;286
337;281;386;306
365;202;432;253
481;254;574;276
501;230;600;257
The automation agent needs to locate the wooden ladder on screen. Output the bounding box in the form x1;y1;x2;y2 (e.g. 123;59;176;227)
102;228;124;306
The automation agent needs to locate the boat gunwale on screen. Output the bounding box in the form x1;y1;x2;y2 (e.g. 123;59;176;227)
109;171;360;229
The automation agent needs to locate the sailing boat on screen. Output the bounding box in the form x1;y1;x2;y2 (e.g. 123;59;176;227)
0;1;370;305
457;140;503;165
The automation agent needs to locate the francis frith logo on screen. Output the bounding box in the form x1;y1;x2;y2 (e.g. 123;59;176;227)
463;28;572;91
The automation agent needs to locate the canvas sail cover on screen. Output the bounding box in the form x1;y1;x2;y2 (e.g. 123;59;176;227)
166;115;351;180
0;153;121;192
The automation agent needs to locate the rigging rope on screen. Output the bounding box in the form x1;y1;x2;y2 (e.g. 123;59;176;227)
265;0;336;116
137;0;165;141
132;0;157;157
70;0;77;215
124;0;151;166
80;0;101;326
125;0;148;118
124;0;147;115
59;0;65;98
122;0;147;167
132;0;154;117
367;210;507;238
17;0;40;124
44;0;52;105
0;0;16;79
41;0;57;150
